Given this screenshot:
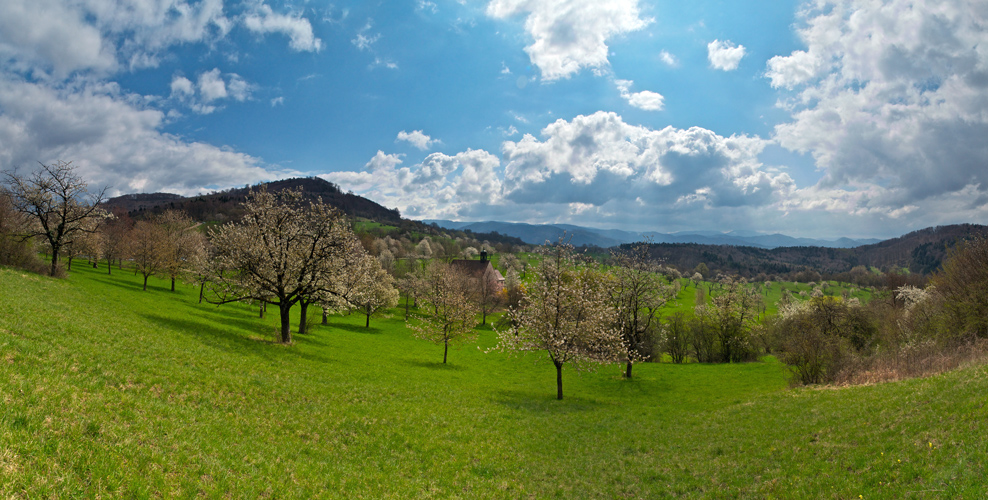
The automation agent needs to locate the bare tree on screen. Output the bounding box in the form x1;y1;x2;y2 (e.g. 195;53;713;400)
1;161;109;277
410;261;479;364
496;242;623;400
711;277;763;363
101;210;133;274
129;220;165;291
156;210;207;292
611;242;673;378
207;188;349;343
475;264;503;326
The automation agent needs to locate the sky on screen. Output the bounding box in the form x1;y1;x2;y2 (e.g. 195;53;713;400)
1;0;987;239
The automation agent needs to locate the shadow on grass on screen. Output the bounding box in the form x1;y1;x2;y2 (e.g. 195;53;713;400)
404;359;468;371
89;274;168;293
138;312;335;366
493;389;604;413
319;322;384;335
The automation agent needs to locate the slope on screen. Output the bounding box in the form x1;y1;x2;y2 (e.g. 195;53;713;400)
1;264;987;497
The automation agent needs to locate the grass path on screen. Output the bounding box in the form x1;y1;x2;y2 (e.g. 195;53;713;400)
0;264;984;498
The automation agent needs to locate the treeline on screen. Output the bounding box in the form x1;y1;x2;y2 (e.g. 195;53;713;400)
627;223;988;283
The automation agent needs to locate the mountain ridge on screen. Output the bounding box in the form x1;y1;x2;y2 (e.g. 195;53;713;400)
423;219;882;249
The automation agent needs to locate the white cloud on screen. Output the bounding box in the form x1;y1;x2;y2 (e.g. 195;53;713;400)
659;50;678;67
243;4;322;52
417;0;438;14
766;50;825;89
329;110;795;224
769;0;988;217
197;68;228;102
0;0;115;76
500;111;790;209
396;130;439;150
707;39;746;71
270;96;284;107
0;0;237;77
0;76;285;196
500;61;512;74
352;21;380;51
486;0;652;81
169;76;194;97
371;57;398;70
614;79;664;111
170;69;253;114
323;149;502;219
0;0;321;79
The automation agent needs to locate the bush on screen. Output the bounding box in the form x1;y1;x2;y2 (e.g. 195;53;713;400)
774;296;876;385
931;236;988;339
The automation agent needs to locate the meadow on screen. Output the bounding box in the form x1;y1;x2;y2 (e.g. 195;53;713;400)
0;263;985;498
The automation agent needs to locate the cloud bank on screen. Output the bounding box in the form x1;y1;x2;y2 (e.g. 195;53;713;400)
768;0;988;220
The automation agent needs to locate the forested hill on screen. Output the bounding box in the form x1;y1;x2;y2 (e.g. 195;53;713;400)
101;177;526;246
103;177;402;224
635;224;988;279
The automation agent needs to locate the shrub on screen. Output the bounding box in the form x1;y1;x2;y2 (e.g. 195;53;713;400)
774;296;876;385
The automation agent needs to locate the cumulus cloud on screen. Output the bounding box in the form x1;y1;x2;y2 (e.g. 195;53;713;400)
614;79;665;111
485;0;651;81
396;130;439;150
243;4;322;52
327;111;795;225
500;111;791;209
0;77;285;195
768;0;988;216
170;69;252;114
323;149;502;219
707;39;746;71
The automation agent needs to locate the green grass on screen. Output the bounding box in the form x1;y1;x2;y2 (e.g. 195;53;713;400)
1;263;985;498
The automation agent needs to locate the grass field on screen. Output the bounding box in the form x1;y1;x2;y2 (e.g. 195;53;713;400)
1;263;986;498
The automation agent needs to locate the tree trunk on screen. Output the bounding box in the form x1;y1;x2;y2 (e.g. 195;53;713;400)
67;255;72;272
555;360;564;400
198;282;205;304
298;301;308;335
259;303;265;318
482;307;487;326
49;247;60;277
107;259;112;275
322;309;328;325
365;304;371;328
279;302;292;343
625;360;633;379
142;275;149;291
443;338;449;364
170;277;176;292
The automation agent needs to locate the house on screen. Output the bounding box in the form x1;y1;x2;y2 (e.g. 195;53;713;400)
449;250;504;292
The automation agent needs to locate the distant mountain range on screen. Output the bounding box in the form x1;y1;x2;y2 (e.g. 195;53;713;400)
422;220;882;250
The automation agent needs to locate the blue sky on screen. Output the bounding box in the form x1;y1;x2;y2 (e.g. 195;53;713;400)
2;0;987;239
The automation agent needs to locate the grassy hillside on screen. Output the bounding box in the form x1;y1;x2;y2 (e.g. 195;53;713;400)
1;264;986;498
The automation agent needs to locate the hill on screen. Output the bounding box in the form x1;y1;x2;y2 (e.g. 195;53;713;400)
636;223;988;279
102;177;526;247
2;254;987;497
103;177;403;224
